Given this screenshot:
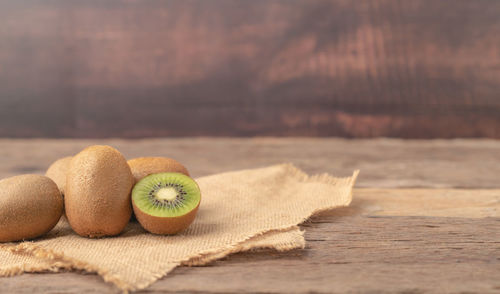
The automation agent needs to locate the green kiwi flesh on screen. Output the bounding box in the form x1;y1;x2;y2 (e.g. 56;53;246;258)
132;172;201;234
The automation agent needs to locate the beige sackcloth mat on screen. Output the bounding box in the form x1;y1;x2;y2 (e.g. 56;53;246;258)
0;164;359;291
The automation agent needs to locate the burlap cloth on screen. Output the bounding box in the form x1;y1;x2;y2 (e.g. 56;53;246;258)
0;164;358;292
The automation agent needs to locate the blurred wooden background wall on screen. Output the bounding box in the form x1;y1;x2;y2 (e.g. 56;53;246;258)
1;0;499;138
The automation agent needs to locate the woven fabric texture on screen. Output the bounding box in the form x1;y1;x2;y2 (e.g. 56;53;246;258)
0;164;358;291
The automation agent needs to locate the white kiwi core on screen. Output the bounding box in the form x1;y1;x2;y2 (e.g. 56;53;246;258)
156;188;178;201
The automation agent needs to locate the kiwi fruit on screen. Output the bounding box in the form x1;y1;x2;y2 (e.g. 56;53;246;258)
128;157;190;184
0;175;63;242
45;156;72;196
66;145;134;238
132;172;201;235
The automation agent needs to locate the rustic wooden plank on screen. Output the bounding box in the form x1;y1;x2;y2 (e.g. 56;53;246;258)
1;138;500;188
152;216;500;294
1;139;499;293
353;188;500;218
1;0;500;138
1;216;498;293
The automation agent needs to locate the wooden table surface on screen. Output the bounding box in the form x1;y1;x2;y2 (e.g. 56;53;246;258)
0;138;499;293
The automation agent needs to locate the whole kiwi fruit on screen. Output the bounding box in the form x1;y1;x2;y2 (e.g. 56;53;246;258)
45;156;72;196
128;157;190;184
65;145;134;238
0;175;63;242
132;172;201;234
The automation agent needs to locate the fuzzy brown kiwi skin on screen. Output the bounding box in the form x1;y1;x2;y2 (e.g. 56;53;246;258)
45;156;72;196
128;157;190;184
133;201;200;235
65;145;134;238
0;175;63;243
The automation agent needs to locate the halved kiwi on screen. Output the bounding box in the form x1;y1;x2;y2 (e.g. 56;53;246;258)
132;172;201;235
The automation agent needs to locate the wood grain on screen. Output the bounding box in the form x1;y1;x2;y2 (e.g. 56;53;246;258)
0;138;499;293
0;0;500;138
152;215;500;294
2;138;500;188
1;215;499;293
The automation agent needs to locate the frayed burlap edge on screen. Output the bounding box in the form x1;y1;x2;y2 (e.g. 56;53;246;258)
0;164;359;292
182;226;306;267
0;228;305;292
